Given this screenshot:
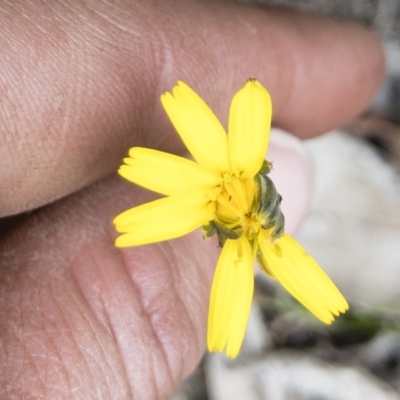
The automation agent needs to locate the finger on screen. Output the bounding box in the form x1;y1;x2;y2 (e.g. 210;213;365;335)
0;1;384;216
0;137;311;398
0;176;219;399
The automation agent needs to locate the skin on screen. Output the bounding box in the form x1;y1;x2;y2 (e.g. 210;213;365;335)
0;0;384;398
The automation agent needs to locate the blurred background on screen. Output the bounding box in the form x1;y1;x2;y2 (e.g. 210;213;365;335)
172;1;400;399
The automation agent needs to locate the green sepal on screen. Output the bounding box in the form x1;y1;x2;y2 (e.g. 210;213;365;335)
258;160;273;175
215;222;242;247
202;220;243;247
202;221;216;239
253;173;285;241
271;212;285;240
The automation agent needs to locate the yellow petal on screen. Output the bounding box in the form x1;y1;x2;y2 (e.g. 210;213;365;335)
258;233;349;324
114;195;214;247
161;81;230;174
228;79;272;178
207;237;254;359
119;147;221;196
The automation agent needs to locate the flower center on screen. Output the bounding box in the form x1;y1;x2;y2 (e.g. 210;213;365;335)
215;174;261;241
202;170;285;248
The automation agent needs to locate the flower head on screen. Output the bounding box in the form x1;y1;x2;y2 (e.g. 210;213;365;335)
114;80;349;359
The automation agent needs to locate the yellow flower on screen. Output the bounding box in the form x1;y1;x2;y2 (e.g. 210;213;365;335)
114;80;349;359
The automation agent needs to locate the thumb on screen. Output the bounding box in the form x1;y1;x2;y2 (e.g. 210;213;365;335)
267;128;313;234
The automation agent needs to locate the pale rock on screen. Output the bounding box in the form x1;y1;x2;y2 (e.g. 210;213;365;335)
295;131;400;307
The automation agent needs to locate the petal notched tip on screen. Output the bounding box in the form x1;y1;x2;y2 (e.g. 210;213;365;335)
161;81;230;174
207;238;254;359
228;79;272;178
118;147;221;196
259;234;349;325
113;195;212;247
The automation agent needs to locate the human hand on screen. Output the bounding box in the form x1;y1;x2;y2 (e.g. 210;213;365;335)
0;1;383;398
